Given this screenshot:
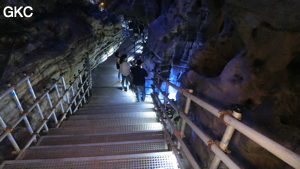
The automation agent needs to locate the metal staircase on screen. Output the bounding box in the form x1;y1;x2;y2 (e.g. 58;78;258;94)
1;36;299;168
0;55;180;169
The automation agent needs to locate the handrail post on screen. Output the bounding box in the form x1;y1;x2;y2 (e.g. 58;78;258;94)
0;117;20;153
177;89;193;150
78;72;87;104
61;74;72;114
9;89;34;137
54;83;65;114
209;105;244;169
86;53;92;90
25;77;49;132
45;92;58;124
74;74;83;108
164;79;169;108
69;80;78;112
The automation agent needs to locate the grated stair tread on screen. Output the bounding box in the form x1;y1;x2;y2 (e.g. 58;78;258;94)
61;118;157;127
1;152;179;169
36;131;164;146
18;140;167;160
68;112;157;120
81;102;154;108
49;123;163;135
75;108;153;115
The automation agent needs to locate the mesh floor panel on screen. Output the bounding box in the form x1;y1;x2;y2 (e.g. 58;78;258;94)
49;123;163;135
1;152;179;169
20;140;167;160
75;108;154;115
68;112;157;120
37;131;164;146
61;118;157;127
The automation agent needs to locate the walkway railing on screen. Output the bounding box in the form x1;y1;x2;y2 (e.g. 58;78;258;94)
151;72;300;169
0;57;92;156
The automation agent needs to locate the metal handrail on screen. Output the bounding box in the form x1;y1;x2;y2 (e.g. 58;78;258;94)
0;57;92;156
152;72;300;168
152;84;239;169
151;92;200;169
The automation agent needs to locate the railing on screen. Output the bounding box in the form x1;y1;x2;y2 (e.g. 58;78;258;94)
151;72;300;169
0;57;92;157
91;36;126;70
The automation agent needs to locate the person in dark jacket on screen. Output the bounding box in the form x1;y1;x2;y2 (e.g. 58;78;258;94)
130;60;148;102
115;51;121;82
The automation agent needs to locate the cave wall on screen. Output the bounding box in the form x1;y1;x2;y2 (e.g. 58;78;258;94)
137;0;300;168
0;0;122;161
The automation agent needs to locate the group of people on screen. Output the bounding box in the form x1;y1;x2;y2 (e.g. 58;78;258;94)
115;51;148;102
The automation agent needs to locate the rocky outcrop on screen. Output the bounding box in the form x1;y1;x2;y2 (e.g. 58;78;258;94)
0;0;122;162
142;0;300;168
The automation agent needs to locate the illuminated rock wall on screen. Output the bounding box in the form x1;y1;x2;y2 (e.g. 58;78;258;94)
133;0;300;168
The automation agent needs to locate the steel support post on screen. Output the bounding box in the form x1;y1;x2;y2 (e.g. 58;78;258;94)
79;73;87;104
10;90;34;136
46;93;58;124
61;75;71;105
178;89;193;150
70;83;78;112
164;80;169;108
26;79;49;132
209;105;244;169
74;75;83;108
61;75;73;114
86;53;92;89
54;84;65;114
0;117;20;153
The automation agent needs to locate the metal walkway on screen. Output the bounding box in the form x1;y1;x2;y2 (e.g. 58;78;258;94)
0;56;179;168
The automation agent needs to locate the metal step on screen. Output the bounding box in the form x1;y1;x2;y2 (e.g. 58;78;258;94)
18;140;167;160
36;131;165;146
75;107;154;115
1;152;179;169
61;118;157;127
80;103;154;110
68;112;157;120
49;123;164;135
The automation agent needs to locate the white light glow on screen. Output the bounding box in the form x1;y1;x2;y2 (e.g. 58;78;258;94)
140;111;157;118
136;39;144;44
145;96;153;102
150;123;164;130
127;56;135;61
140;104;155;108
170;152;180;168
168;87;177;101
135;49;143;54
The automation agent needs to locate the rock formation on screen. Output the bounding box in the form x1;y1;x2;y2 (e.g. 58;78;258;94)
0;0;122;162
133;0;300;168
